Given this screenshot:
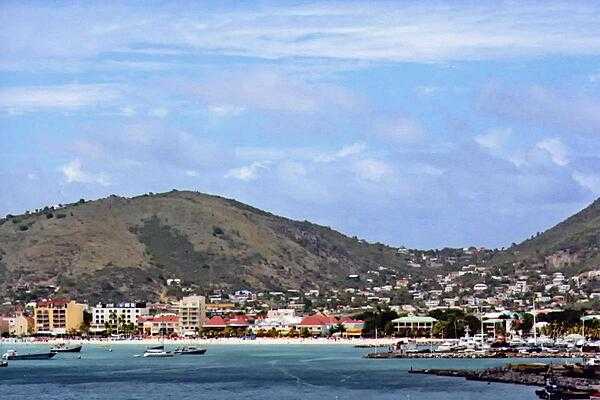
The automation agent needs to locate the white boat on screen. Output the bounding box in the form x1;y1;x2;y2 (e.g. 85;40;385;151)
585;357;600;366
142;348;174;358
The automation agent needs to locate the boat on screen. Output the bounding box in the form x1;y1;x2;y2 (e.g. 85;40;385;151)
2;350;57;360
174;346;207;355
50;344;82;353
0;360;7;368
143;348;174;358
535;376;592;399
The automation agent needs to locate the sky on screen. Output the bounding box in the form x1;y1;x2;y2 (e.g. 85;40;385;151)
1;1;600;249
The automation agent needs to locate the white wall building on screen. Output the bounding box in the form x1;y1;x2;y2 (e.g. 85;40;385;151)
90;302;149;334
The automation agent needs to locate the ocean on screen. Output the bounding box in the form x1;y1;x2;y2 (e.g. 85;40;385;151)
0;343;541;399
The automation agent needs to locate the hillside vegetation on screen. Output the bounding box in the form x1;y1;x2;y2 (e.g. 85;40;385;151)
493;199;600;275
0;191;409;302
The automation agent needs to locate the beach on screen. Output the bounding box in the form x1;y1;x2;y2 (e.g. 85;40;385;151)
2;336;399;346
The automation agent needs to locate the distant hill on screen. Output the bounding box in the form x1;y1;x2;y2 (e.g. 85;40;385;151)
0;191;410;302
492;198;600;275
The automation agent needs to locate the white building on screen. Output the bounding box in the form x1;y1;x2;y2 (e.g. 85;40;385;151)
90;302;149;334
252;309;301;333
473;283;488;292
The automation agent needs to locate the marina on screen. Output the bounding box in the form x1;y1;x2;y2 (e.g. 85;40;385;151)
0;343;543;400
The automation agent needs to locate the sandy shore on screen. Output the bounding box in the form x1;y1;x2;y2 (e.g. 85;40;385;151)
1;337;399;346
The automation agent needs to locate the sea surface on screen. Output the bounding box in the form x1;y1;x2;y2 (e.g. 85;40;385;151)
0;343;549;399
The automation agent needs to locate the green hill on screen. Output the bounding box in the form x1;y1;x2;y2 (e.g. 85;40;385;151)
0;190;409;302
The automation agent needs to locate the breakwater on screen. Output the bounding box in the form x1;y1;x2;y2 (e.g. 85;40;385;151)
408;363;600;392
366;350;594;359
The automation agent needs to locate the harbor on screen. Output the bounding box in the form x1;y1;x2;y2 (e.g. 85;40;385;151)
408;360;600;399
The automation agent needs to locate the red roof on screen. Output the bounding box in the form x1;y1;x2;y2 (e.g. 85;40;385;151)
143;315;179;323
339;316;364;324
36;299;69;307
299;314;338;326
204;316;227;328
227;315;250;327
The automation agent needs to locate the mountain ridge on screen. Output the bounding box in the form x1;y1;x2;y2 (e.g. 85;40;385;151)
0;190;411;302
1;190;599;303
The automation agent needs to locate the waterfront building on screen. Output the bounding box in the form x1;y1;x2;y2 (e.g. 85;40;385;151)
140;314;180;336
90;302;149;334
177;295;206;337
203;315;227;329
252;309;302;334
34;299;85;335
9;313;33;336
298;314;339;336
391;315;437;337
339;317;364;337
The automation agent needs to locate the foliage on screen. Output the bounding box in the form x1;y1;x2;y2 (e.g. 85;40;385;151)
356;309;398;336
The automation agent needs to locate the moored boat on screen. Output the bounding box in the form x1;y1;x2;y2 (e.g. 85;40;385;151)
2;350;57;360
0;360;7;367
50;344;82;353
174;346;207;355
143;348;174;358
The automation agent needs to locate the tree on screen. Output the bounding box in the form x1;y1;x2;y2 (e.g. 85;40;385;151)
329;323;346;336
300;328;311;338
356;309;398;337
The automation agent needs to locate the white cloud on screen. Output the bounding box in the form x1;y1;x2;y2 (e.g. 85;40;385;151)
573;172;600;196
278;161;307;180
225;161;270;181
375;116;424;143
0;84;119;113
60;159;110;186
481;84;600;136
5;3;600;68
149;107;169;118
354;159;394;182
192;69;357;113
119;106;136;117
208;104;246;118
535;138;569;166
415;86;441;97
316;142;366;162
474;127;512;151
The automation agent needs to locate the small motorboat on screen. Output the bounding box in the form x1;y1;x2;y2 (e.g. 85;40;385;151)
2;350;57;360
174;346;207;355
50;344;82;353
143;348;174;358
535;377;592;399
143;349;174;358
0;360;7;368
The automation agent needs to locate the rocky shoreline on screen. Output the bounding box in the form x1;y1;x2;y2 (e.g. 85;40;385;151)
408;363;600;391
366;350;593;359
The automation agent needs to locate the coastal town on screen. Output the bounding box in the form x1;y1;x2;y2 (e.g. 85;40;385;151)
1;245;598;342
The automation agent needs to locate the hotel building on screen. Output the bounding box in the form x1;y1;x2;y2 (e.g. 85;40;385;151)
177;295;206;336
34;299;85;335
90;302;149;334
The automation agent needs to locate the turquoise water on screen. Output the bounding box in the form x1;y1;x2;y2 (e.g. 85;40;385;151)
0;344;543;399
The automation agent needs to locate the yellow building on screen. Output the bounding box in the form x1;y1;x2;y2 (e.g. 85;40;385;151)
34;299;85;335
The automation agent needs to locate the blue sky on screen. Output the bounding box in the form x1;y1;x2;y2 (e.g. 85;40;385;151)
2;1;600;249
